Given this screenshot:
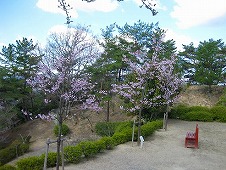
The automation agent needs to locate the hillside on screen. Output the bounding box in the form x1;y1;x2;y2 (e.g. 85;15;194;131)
3;85;225;156
176;85;225;107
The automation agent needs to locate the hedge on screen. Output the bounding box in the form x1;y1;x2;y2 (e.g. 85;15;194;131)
16;156;43;170
210;106;226;122
16;152;59;170
64;120;162;164
0;165;17;170
95;122;122;137
170;105;226;123
76;141;99;158
170;104;190;119
180;111;213;122
11;120;163;167
0;140;29;166
64;145;83;164
141;120;163;138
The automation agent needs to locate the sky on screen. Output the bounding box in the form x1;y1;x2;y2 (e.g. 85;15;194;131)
0;0;226;51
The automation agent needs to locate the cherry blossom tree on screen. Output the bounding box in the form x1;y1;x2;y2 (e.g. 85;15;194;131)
27;26;101;170
112;33;181;144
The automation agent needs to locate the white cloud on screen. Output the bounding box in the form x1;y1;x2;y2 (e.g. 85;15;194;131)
36;0;119;18
73;0;119;12
171;0;226;29
164;29;199;51
36;0;78;18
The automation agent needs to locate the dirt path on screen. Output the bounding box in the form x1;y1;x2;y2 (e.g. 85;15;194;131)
49;119;226;170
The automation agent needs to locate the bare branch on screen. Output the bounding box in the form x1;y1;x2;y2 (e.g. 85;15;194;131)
82;0;158;16
58;0;73;26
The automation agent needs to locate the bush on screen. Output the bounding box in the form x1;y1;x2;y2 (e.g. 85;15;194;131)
114;121;132;133
54;124;70;137
170;104;190;119
61;120;162;164
210;106;226;122
0;140;29;166
77;141;99;158
112;131;129;145
141;120;163;138
98;137;115;150
0;165;17;170
112;124;134;145
40;152;59;168
93;140;106;153
95;122;120;137
16;156;43;170
181;111;213;122
189;106;210;112
64;145;83;164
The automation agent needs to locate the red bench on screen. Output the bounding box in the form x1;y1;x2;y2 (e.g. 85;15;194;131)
185;124;199;148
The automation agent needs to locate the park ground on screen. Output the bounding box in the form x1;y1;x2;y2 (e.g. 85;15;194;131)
6;85;226;169
55;119;226;170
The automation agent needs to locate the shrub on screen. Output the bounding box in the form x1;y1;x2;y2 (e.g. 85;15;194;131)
77;141;98;158
40;152;59;167
98;137;115;150
0;165;17;170
0;140;29;166
95;122;120;137
113;123;134;144
16;156;43;170
170;104;190;119
189;106;210;112
54;124;70;137
93;140;106;153
210;106;226;122
114;121;132;133
141;120;163;138
112;132;129;145
181;111;213;122
64;145;83;164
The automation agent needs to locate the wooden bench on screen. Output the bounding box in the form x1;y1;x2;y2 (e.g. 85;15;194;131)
185;124;199;148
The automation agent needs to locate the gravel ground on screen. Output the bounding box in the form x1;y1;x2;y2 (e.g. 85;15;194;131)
50;119;226;170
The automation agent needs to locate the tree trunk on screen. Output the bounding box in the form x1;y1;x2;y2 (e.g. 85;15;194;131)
106;100;110;122
56;115;62;170
137;107;142;146
137;89;144;145
163;103;169;131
